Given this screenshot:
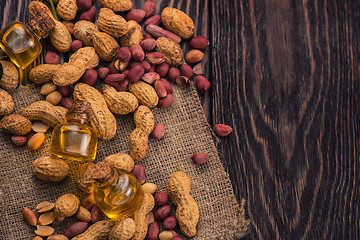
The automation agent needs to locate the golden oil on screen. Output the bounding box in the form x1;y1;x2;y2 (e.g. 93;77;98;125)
0;11;55;84
0;22;42;70
50;100;98;164
91;163;144;221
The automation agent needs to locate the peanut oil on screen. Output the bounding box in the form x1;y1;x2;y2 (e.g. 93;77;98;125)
0;10;55;84
50;100;98;163
0;21;42;70
51;122;98;162
91;163;144;221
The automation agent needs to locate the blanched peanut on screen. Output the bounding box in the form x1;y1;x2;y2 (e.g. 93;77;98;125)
46;91;63;105
40;82;57;95
32;122;49;133
35;225;54;237
38;211;55;225
141;183;157;194
159;231;173;240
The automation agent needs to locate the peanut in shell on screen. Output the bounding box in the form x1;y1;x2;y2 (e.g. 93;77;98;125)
54;194;80;222
29;64;61;84
69;46;100;69
0;89;14;116
93;32;120;62
99;0;133;12
0;60;19;90
73;83;117;140
97;8;128;37
161;7;194;39
20;101;68;128
102;84;139;115
49;20;72;52
129;81;159;108
0;114;32;135
74;20;99;46
120;20;143;48
52;62;87;86
155;37;183;65
32;156;70;182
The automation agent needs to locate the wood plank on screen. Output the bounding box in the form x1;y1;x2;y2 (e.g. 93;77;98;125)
211;0;360;239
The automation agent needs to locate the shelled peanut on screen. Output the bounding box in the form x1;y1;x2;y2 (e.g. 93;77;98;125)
22;194;84;239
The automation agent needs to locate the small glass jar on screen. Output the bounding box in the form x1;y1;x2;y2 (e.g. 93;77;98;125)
0;11;55;84
50;100;98;162
91;162;144;221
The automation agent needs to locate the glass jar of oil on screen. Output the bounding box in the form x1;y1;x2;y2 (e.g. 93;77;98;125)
50;100;98;162
90;162;144;221
0;11;55;84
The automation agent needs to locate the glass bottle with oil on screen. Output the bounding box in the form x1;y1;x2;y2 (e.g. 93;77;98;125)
90;162;144;221
50;100;98;163
0;11;55;84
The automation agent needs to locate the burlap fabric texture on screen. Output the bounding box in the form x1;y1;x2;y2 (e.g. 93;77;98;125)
0;83;250;239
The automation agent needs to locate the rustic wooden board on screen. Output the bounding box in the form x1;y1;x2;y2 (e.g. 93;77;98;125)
210;0;360;239
1;0;360;239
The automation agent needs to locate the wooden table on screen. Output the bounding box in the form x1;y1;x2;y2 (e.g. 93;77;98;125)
1;0;359;239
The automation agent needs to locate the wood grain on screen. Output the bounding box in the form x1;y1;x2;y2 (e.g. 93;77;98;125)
211;0;360;239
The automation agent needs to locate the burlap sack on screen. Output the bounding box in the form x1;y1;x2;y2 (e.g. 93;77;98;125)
0;83;250;239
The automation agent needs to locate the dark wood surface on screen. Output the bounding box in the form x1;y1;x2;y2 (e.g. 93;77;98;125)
1;0;359;239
